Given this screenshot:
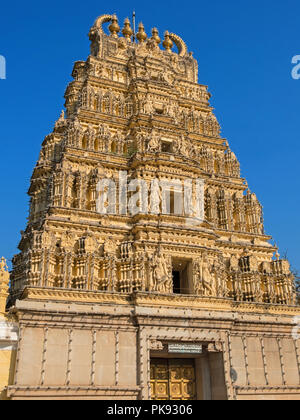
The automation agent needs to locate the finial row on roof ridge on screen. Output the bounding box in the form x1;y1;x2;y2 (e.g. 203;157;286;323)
91;14;189;57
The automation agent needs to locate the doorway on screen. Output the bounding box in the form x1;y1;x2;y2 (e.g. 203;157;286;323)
150;358;196;400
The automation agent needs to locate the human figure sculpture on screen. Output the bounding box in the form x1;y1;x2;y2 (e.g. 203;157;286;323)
150;178;162;214
193;256;215;296
193;260;204;295
150;250;171;293
212;257;228;298
147;130;160;152
200;256;214;296
144;99;153;115
177;134;188;157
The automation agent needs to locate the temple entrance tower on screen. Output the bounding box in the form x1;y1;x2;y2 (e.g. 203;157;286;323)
6;14;300;401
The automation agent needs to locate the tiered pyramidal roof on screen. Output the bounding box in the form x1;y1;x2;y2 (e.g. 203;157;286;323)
9;14;296;307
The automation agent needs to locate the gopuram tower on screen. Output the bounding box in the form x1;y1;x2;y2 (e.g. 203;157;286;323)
6;14;300;400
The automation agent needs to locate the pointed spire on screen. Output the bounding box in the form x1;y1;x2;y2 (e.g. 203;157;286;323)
0;257;9;314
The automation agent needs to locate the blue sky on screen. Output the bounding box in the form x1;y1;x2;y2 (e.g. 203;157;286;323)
0;0;299;271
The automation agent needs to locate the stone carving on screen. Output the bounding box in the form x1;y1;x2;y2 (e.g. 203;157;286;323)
193;255;215;297
143;99;154;115
200;255;215;296
9;13;297;310
230;255;239;271
149;340;164;351
175;134;189;157
103;238;116;256
4;13;300;403
0;257;8;273
169;33;188;57
207;342;223;353
149;250;172;293
147;130;160;152
165;103;178;122
211;256;228;298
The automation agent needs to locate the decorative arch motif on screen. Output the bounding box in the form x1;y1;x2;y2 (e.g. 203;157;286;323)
169;33;188;57
93;14;114;33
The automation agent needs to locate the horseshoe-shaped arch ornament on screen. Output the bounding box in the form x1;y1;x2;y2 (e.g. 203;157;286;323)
169;33;188;57
93;14;114;33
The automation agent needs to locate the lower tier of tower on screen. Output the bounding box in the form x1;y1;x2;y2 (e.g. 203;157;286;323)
6;289;300;400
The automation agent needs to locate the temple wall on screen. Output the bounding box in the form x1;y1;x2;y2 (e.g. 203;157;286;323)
0;320;18;400
0;259;18;400
230;335;300;400
7;292;300;400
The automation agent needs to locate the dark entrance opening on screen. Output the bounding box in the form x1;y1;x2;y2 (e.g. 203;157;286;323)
171;260;193;295
172;271;181;294
162;141;172;153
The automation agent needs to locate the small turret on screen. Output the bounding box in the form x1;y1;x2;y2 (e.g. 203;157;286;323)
0;257;9;314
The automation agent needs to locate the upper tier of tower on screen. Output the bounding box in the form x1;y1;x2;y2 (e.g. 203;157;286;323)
64;14;215;122
88;14;199;82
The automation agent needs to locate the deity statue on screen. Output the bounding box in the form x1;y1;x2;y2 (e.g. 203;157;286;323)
150;178;162;214
187;141;197;159
193;255;215;296
252;274;264;302
193;259;204;295
211;256;228;298
176;134;188;157
200;255;215;296
143;99;154;115
266;277;276;304
165;103;178;124
149;250;172;293
147;130;160;152
136;133;145;151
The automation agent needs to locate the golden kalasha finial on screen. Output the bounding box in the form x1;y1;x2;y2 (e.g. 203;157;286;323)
109;14;120;37
151;28;161;45
136;22;147;43
122;18;133;41
163;31;173;51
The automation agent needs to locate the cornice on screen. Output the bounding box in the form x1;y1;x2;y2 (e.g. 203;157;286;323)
7;385;141;399
21;288;132;306
235;386;300;395
18;288;300;318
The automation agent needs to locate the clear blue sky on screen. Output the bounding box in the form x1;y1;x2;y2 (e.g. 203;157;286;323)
0;0;299;271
